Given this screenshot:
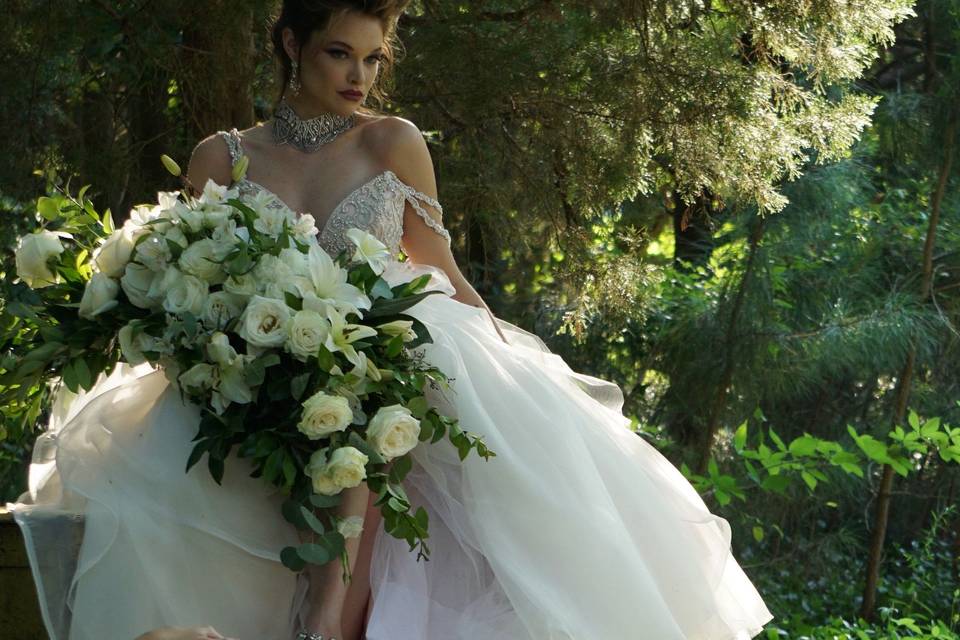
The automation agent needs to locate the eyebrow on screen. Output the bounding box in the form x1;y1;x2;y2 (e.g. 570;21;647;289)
327;40;384;54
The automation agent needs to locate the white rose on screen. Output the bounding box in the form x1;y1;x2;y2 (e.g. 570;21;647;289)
286;309;331;361
345;228;390;275
78;273;120;320
336;515;364;539
121;262;164;309
254;255;293;289
298;390;353;439
237;295;291;348
292;213;319;240
178;362;218;394
201;291;245;330
366;404;421;461
160;267;208;316
326;446;368;490
134;233;172;271
376;319;417;342
304;449;341;496
179;239;224;283
15;230;65;288
223;272;257;298
93;221;143;278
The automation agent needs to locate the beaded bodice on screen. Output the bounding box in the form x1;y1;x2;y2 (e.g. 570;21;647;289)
217;128;451;258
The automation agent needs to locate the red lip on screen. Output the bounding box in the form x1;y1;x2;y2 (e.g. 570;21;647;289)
339;90;363;100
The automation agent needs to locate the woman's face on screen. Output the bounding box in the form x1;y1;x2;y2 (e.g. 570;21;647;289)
283;11;386;117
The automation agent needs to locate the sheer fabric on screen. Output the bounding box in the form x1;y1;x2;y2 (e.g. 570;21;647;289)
7;128;774;639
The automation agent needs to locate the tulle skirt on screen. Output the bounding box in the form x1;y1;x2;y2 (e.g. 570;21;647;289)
7;260;774;640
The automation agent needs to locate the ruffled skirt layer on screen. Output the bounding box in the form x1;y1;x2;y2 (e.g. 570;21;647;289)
8;260;773;639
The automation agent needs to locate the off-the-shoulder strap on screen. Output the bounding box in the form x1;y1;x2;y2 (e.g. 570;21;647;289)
216;128;244;168
391;173;452;245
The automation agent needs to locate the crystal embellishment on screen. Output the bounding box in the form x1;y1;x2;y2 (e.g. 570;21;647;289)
271;98;356;153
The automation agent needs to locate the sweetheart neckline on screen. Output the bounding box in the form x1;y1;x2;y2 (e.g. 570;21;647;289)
235;169;397;237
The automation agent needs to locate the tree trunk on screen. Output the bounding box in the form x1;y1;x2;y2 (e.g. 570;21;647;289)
695;216;766;475
859;107;957;620
178;0;258;143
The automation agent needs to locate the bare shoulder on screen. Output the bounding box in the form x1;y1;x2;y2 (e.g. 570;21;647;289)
186;131;233;190
360;115;436;191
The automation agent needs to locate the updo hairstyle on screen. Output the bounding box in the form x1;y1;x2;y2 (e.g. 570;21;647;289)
269;0;410;111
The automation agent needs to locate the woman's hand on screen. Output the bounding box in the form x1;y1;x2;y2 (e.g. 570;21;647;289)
134;626;238;640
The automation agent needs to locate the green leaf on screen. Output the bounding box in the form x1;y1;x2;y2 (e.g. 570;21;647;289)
101;206;115;234
207;454;225;485
733;421;747;452
282;454;297;488
284;291;303;312
920;417;941;439
414;506;429;530
788;435;818;457
62;359;79;393
316;344;336;372
300;505;326;534
387;496;408;512
406;396;428;419
768;427;786;452
264;449;284;484
366;290;443;319
37;197;60;221
185;441;209;472
760;474;791;494
309;493;342;509
347;431;386;465
854;435;890;465
752;526;764;542
908;410;920;430
296;543;331;565
291;372;311;400
800;470;817;491
281;499;308;528
320;530;345;557
73;358;92;390
370;277;394;300
280;545;307;572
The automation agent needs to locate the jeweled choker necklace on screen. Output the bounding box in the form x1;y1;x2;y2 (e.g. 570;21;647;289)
271;98;356;153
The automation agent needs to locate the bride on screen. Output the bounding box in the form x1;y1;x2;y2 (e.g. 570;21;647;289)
8;1;775;639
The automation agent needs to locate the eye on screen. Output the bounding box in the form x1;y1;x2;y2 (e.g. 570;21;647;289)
327;49;348;59
365;54;384;64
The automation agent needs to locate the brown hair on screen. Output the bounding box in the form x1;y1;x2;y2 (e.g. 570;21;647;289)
269;0;409;113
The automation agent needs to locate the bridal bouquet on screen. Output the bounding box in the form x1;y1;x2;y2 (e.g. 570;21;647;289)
3;156;494;579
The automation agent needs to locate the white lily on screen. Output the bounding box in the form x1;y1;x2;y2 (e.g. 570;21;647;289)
306;244;371;315
206;332;254;414
324;306;378;367
345;228;390;275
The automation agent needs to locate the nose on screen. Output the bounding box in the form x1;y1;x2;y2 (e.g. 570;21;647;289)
347;59;365;86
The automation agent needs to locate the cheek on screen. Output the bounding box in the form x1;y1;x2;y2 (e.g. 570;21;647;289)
306;55;341;83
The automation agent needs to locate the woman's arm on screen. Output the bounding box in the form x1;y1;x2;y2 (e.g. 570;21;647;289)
374;118;509;344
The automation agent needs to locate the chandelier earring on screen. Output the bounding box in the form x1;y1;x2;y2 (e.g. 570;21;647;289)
288;60;301;97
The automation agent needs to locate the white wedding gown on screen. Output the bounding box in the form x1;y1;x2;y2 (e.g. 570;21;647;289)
7;128;774;640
